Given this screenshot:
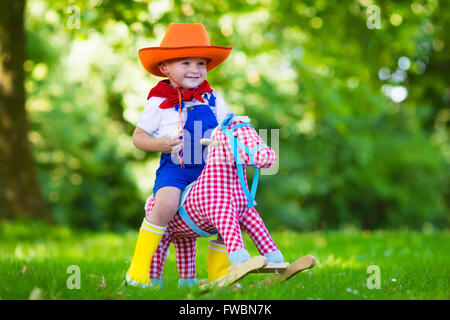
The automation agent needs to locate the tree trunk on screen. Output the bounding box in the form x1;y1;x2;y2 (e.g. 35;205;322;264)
0;0;52;221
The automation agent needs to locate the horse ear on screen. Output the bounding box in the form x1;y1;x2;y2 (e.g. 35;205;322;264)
221;112;234;128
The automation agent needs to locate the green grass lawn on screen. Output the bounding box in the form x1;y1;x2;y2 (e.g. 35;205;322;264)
0;220;448;300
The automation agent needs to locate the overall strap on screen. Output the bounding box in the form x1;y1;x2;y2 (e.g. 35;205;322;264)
205;92;216;107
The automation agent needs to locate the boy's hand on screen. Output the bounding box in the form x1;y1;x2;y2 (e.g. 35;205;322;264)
131;127;183;154
160;135;183;154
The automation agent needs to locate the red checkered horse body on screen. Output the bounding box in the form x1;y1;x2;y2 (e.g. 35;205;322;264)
145;114;280;280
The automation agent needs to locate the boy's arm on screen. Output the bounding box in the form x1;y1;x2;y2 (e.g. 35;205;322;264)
132;127;182;154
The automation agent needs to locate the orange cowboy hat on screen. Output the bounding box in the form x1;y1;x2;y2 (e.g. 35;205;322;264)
138;23;232;77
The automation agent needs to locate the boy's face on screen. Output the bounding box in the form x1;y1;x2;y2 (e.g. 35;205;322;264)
158;57;207;90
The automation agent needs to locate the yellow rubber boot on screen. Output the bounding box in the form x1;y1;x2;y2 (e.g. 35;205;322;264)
126;219;166;288
207;240;231;282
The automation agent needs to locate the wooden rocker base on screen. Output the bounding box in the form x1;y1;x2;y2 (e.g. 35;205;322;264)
249;262;290;274
260;255;316;285
204;255;316;289
210;256;268;288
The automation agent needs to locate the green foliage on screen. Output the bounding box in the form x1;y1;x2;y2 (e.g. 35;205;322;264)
24;0;449;230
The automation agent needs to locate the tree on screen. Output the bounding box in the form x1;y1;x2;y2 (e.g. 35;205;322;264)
0;0;51;220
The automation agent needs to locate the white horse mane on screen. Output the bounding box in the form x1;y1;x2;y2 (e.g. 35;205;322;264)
232;115;251;123
211;115;251;138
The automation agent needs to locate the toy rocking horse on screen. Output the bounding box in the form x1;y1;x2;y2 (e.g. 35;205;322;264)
127;113;315;288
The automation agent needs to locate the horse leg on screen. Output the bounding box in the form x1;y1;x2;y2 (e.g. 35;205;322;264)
148;231;172;287
173;237;198;287
240;207;283;263
210;209;251;264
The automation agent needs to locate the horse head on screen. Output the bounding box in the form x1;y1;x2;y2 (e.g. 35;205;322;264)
201;113;277;169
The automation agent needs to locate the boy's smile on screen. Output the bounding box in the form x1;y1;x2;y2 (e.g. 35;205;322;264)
158;57;207;90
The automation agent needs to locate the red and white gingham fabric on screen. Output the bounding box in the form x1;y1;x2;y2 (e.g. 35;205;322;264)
145;118;279;280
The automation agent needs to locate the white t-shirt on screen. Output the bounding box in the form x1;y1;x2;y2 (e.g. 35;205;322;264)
136;91;228;138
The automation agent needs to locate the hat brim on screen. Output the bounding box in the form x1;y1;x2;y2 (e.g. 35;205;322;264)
138;46;232;77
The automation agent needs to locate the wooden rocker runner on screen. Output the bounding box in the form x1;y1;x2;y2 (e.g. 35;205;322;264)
209;255;316;288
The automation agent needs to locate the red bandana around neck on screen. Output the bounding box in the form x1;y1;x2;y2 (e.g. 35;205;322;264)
147;79;213;109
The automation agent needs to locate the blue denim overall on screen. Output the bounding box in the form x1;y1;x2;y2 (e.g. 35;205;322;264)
152;94;218;196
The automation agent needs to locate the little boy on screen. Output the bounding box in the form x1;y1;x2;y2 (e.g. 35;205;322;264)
126;23;232;287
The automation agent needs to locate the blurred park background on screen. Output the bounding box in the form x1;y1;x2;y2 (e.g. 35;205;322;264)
1;0;449;232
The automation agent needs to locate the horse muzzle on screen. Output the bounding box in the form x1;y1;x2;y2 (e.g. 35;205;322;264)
252;145;277;169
